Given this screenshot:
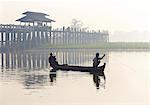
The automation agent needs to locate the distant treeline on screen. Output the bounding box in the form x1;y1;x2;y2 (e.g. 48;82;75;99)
37;42;150;49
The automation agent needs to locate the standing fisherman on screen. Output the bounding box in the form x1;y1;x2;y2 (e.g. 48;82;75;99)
93;53;105;67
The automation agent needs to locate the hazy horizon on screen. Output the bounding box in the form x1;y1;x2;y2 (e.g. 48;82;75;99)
0;0;150;42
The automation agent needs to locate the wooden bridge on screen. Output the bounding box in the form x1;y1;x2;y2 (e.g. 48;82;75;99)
0;24;109;52
0;11;109;53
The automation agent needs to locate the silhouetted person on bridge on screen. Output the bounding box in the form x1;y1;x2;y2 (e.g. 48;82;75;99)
93;53;105;67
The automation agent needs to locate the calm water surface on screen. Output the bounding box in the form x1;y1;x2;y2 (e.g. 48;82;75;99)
0;49;150;105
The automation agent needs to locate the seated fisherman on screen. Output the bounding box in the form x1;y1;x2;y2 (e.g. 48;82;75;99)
93;53;105;67
49;53;58;68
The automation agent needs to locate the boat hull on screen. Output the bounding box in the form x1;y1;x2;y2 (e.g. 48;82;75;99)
54;63;106;74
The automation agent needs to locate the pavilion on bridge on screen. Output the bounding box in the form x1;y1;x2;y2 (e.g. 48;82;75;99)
16;11;56;26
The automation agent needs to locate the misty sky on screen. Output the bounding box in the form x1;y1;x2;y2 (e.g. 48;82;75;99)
0;0;150;42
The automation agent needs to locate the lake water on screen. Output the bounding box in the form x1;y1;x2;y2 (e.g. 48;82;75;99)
0;49;150;105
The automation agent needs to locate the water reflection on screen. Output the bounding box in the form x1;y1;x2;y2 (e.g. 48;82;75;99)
0;52;49;70
93;72;106;89
49;69;57;84
49;67;106;89
0;50;108;70
0;49;108;89
23;74;48;89
0;50;149;105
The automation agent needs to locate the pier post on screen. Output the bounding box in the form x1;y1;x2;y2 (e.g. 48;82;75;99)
5;52;10;69
1;53;4;69
28;53;31;69
5;32;9;52
1;32;4;52
14;53;16;67
37;31;40;46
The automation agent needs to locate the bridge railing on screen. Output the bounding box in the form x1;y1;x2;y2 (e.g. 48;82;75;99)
0;24;51;31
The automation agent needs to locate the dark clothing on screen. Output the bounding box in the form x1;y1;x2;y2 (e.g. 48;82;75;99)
49;55;58;68
93;57;100;67
93;54;105;67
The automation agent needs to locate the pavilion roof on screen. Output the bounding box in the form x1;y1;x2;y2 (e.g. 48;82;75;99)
22;11;49;16
16;11;55;22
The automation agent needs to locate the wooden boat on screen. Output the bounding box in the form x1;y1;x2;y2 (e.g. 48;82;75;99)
52;63;106;74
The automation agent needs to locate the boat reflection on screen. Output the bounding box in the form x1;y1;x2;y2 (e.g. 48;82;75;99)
49;68;106;89
49;69;57;83
93;72;106;89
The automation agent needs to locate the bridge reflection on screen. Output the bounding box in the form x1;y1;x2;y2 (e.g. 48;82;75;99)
0;49;108;89
0;49;109;70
